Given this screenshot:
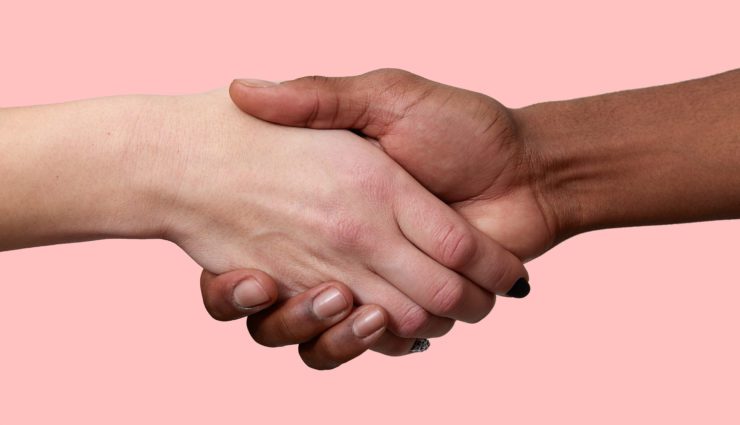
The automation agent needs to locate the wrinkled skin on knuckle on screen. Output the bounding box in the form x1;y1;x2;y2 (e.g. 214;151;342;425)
394;304;433;338
427;276;466;317
436;223;477;269
297;75;332;86
350;161;397;203
276;310;305;346
485;257;513;293
369;68;425;111
367;68;420;86
324;213;375;252
323;165;396;250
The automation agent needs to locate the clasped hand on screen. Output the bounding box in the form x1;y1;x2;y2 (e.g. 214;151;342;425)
5;68;737;370
193;69;551;369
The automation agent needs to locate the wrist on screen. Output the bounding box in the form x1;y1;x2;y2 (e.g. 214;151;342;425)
110;94;194;241
47;94;183;242
513;99;621;241
130;90;265;247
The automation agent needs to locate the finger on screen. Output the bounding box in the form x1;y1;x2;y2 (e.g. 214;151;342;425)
246;282;355;347
349;271;455;339
393;178;530;298
298;305;388;370
229;69;423;137
373;238;495;323
200;268;279;321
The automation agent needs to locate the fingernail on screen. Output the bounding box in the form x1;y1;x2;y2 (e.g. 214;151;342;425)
505;277;531;298
352;308;385;338
409;338;430;353
312;288;348;319
236;78;278;88
233;278;270;308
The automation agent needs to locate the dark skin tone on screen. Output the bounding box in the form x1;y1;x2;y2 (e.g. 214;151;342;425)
201;68;740;369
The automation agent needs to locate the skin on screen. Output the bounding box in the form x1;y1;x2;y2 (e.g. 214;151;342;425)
200;270;396;368
0;88;528;348
200;268;432;365
206;68;740;369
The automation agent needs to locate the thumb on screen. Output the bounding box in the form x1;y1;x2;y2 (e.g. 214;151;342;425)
228;68;421;137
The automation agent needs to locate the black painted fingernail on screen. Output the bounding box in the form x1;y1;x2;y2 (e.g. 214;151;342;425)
505;278;531;298
409;338;430;353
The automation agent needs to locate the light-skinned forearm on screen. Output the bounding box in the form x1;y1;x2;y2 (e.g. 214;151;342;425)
518;69;740;239
0;96;175;250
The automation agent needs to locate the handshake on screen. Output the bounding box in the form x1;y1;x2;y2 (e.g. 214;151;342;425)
3;68;739;369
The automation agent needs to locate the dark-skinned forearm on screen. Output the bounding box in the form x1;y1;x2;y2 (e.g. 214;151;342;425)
516;69;740;239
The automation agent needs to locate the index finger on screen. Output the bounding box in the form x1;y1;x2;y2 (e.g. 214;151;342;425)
200;268;280;321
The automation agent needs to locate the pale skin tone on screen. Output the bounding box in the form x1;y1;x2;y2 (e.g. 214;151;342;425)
0;88;529;357
204;68;740;369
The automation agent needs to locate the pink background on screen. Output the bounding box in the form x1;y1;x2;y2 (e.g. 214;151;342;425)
1;1;738;423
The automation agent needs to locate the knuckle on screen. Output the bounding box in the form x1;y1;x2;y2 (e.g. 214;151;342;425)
300;75;332;86
436;223;477;269
274;311;303;346
428;276;466;316
324;171;394;250
370;68;416;84
294;75;339;124
488;259;512;292
350;165;394;201
475;250;514;292
326;214;372;250
395;304;433;338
